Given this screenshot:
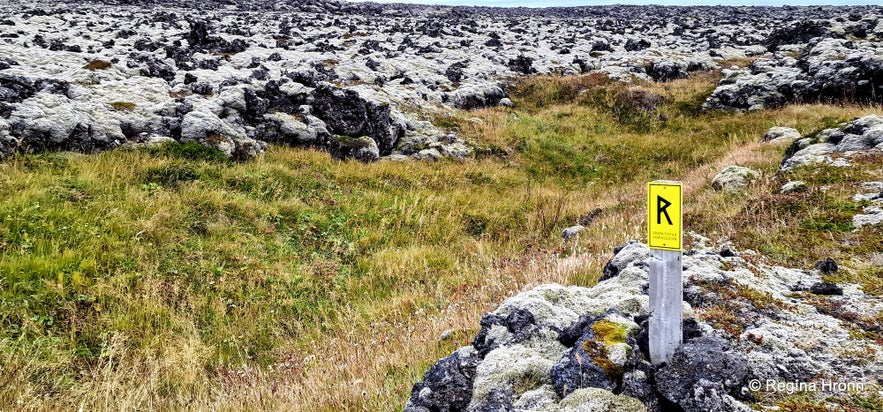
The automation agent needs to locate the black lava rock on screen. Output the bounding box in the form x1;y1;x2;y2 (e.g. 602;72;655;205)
557;313;599;348
445;60;469;84
507;55;536;75
131;53;175;82
766;20;831;51
187;20;210;47
625;38;651;51
655;337;753;412
472;313;506;358
810;281;843;296
404;347;483;412
719;246;737;258
814;258;838;275
0;74;69;103
188;82;213;95
310;84;402;155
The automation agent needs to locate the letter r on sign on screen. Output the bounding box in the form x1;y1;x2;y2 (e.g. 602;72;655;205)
657;196;672;225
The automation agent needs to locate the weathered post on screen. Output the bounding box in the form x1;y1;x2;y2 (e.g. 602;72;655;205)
646;181;683;365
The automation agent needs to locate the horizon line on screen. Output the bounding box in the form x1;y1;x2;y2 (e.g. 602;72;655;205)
345;0;882;8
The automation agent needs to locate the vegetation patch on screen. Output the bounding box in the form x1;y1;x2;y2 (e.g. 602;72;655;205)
82;60;111;70
0;71;879;410
691;278;791;338
582;339;622;382
141;162;201;186
591;319;631;346
146;141;230;163
333;135;374;148
107;101;135;111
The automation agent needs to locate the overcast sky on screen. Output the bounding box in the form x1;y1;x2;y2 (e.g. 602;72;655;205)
347;0;878;6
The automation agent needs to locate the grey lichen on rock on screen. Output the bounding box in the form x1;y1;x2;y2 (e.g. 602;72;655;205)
406;232;883;412
781;115;883;171
557;388;647;412
762;126;800;143
711;165;759;193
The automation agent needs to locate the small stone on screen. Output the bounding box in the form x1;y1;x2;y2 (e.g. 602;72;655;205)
414;148;442;161
814;258;838;274
562;225;585;239
719;246;737;258
762;126;801;143
711;166;760;193
439;329;456;341
853;206;883;228
143;135;175;148
810;281;843;296
781;181;806;193
859;182;883;191
381;154;409;162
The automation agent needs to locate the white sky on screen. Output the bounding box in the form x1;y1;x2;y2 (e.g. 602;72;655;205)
346;0;880;6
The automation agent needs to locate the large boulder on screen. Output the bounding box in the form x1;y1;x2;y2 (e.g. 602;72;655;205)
310;84;403;155
781;115;883;170
654;337;753;412
407;234;882;411
705;39;883;111
7;92;118;154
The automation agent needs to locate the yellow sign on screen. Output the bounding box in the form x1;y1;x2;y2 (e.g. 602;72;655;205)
647;181;683;251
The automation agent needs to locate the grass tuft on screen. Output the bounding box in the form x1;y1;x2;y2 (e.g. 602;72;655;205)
82;60;112;70
147;141;231;163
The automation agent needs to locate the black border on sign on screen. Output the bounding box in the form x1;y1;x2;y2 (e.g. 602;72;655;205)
647;181;683;252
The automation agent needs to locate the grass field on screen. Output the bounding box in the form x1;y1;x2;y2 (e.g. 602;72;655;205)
0;69;880;410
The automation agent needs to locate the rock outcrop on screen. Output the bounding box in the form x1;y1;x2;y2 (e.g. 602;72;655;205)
780;114;883;170
704;38;883;111
406;236;882;411
2;0;881;161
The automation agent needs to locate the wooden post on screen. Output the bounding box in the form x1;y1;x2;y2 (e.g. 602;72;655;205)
649;249;682;365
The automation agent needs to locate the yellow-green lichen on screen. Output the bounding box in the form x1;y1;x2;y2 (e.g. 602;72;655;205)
582;339;622;382
581;319;636;383
592;319;630;346
108;101;136;111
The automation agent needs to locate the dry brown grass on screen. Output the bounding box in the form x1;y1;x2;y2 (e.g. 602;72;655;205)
82;60;112;70
2;71;881;411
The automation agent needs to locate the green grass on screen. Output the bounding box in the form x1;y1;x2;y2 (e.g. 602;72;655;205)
689;156;883;294
108;101;136;111
0;72;880;410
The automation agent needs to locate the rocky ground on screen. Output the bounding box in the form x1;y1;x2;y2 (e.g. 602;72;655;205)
406;116;883;412
2;1;883;409
1;0;881;162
